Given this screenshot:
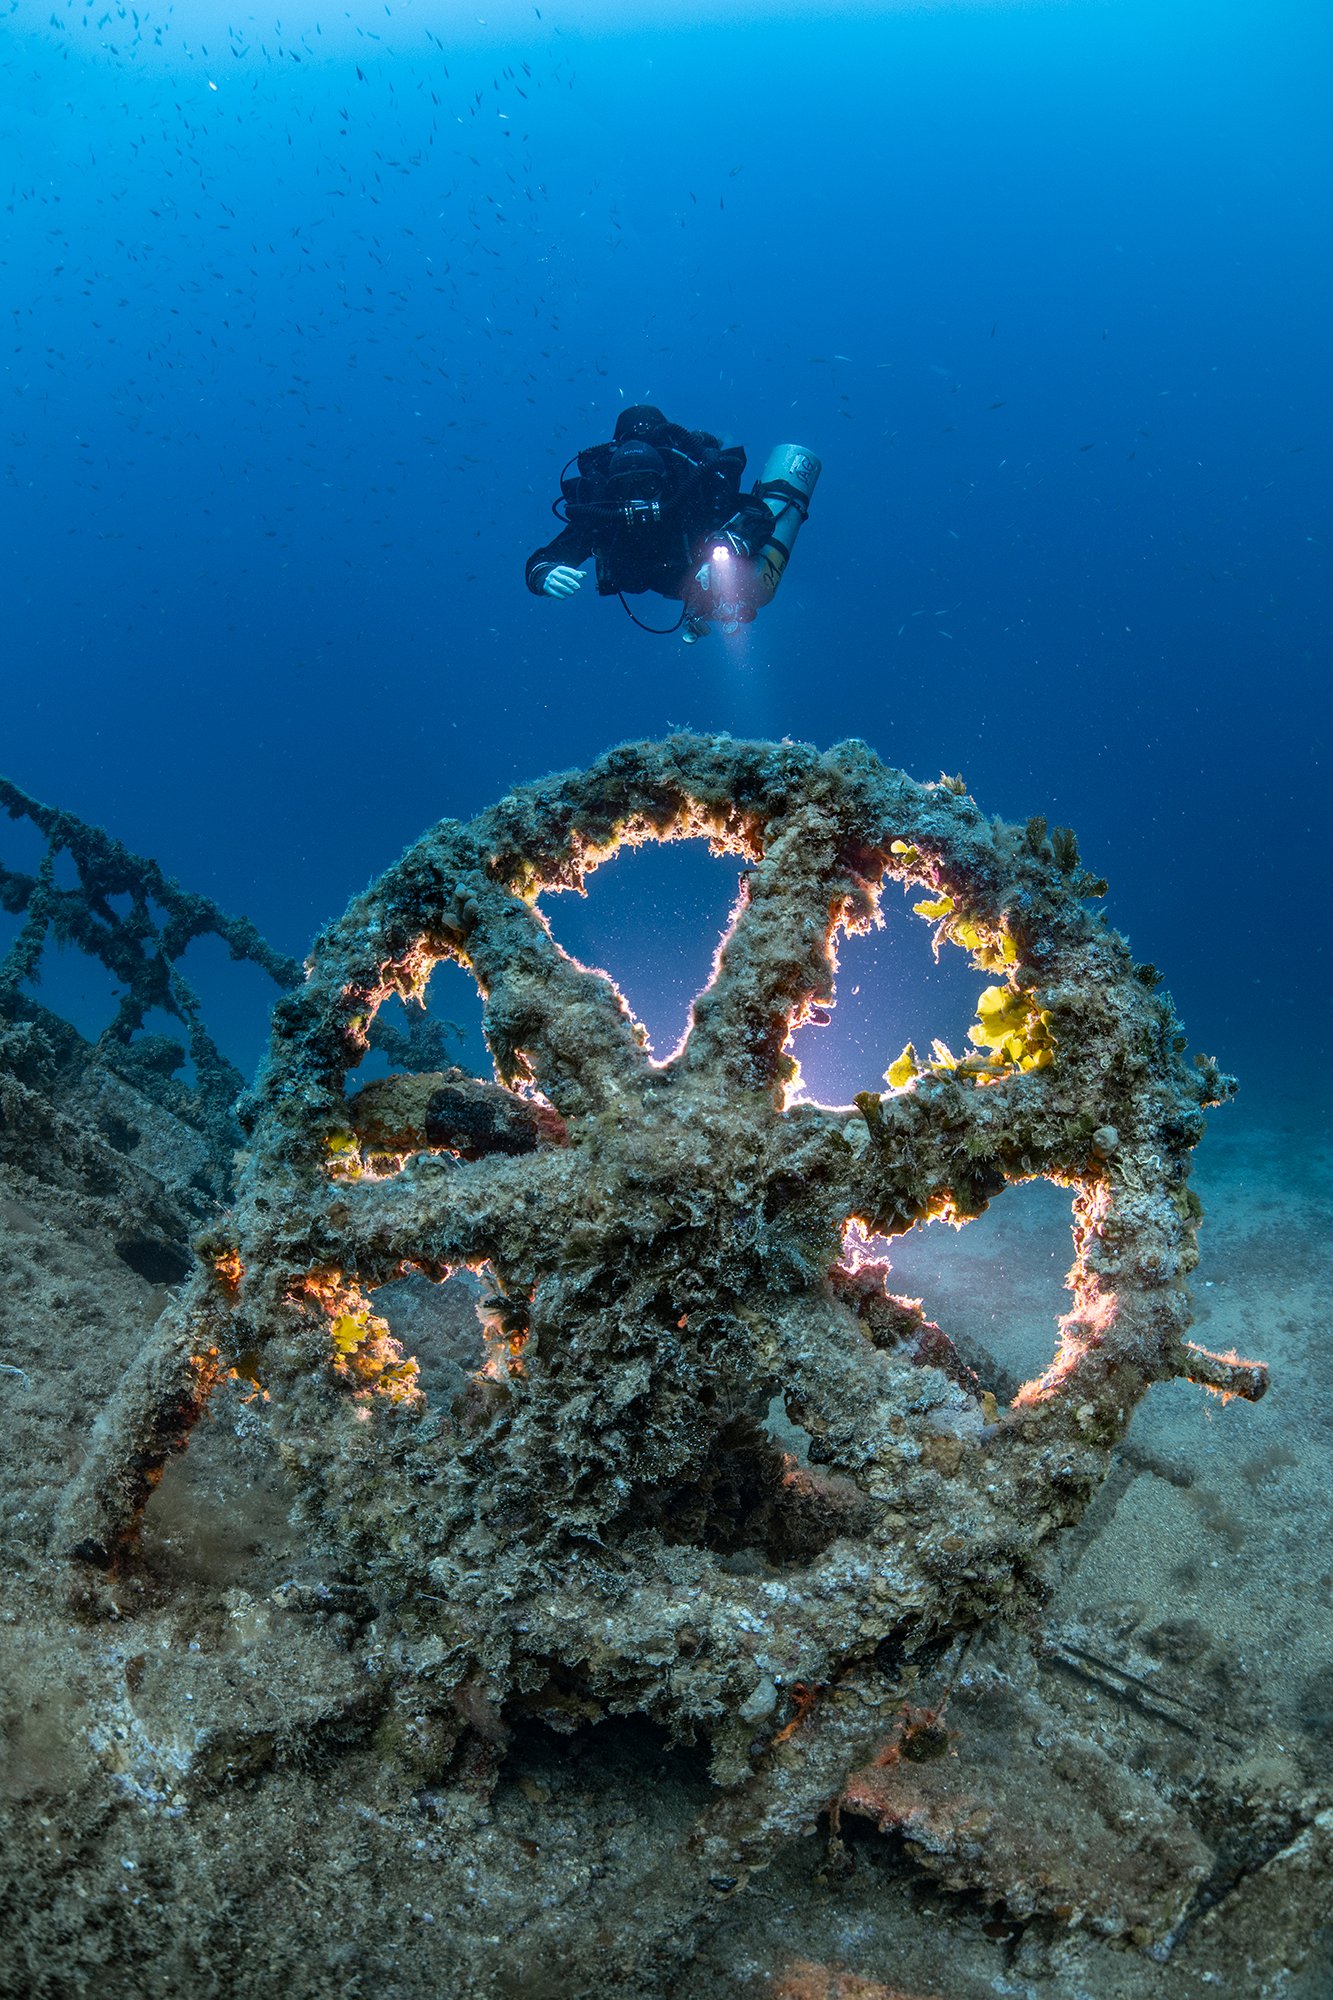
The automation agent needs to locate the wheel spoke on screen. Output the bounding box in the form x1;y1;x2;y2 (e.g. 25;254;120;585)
761;1288;978;1494
464;881;649;1115
676;807;849;1098
311;1148;564;1289
839;1067;1074;1237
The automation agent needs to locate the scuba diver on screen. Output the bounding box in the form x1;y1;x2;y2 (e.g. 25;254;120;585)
525;405;821;642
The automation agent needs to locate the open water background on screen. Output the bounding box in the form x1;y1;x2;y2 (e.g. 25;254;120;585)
2;0;1329;1119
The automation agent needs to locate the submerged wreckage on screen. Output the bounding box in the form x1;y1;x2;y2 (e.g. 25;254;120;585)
57;739;1263;1852
6;738;1320;2000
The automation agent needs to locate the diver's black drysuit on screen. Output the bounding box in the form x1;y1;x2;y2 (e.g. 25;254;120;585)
525;405;774;623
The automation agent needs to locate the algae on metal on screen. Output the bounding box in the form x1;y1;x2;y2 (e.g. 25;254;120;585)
62;734;1267;1880
0;774;303;1197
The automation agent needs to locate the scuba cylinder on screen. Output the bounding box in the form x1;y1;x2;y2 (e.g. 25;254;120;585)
749;444;822;609
683;442;821;639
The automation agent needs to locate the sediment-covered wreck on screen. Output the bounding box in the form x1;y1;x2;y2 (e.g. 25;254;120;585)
1;741;1326;2000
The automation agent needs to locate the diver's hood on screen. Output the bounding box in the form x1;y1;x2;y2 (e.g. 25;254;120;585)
613;404;670;444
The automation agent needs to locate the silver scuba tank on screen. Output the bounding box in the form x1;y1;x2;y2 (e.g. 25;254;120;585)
751;443;821;608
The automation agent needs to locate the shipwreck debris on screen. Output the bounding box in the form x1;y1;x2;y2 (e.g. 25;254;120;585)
0;774;301;1199
57;733;1267;1886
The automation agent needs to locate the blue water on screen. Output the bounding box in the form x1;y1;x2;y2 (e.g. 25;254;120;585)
3;0;1329;1113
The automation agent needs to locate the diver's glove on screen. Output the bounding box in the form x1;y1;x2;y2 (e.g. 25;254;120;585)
541;564;586;599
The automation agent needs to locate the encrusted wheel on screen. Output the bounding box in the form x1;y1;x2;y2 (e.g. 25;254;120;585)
66;734;1263;1779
